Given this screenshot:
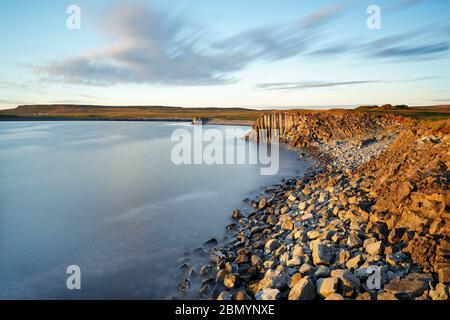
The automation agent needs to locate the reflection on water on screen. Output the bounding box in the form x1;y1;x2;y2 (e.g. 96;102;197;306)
0;121;308;299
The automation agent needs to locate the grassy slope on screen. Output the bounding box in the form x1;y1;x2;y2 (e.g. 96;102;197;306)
0;104;449;122
0;105;263;121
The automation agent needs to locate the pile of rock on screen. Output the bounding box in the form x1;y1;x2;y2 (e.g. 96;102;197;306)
178;113;449;300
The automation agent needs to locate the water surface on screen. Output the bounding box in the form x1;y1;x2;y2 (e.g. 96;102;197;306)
0;121;308;299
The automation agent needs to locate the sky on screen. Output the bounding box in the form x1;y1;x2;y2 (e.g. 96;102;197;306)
0;0;449;110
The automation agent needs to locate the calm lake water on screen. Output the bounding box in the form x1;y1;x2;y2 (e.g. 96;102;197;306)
0;121;308;299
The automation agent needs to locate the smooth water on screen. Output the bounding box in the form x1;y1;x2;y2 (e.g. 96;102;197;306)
0;121;308;299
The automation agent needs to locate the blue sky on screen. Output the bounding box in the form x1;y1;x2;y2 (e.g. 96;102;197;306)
0;0;449;109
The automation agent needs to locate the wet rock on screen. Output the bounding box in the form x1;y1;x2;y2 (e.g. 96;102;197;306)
178;279;191;293
288;276;316;300
256;288;281;300
200;265;212;277
235;291;252;301
231;209;242;219
204;238;218;246
259;198;268;209
224;274;237;289
217;291;232;300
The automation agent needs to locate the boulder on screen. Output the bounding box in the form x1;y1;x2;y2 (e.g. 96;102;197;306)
384;277;428;299
346;255;363;270
377;292;398;300
265;239;281;252
288;276;316;300
317;277;339;298
259;198;268;209
438;267;450;284
258;266;290;290
429;283;449;300
325;293;345;300
312;243;334;266
217;291;233;300
223;274;237;289
256;288;281;300
330;269;361;297
231;209;241;219
314;265;331;278
365;241;382;255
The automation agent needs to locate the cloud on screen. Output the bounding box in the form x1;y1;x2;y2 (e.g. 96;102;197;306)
257;80;379;91
36;2;250;86
257;76;440;91
35;1;346;86
34;1;448;87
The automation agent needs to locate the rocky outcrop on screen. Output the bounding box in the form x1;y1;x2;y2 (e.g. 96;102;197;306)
179;112;449;300
359;121;449;277
249;111;403;149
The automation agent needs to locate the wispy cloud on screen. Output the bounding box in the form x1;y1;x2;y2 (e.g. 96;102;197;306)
33;1;347;86
257;76;440;91
34;1;448;87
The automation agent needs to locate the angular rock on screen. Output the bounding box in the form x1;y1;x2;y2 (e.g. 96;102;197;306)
330;269;361;297
265;239;281;253
224;274;237;289
384;278;428;299
429;283;449;300
438;267;450;284
365;241;382;255
259;198;268;209
259;266;290;290
314;265;331;278
312;243;334;266
325;293;345;300
256;288;281;300
217;291;233;300
231;209;242;219
288;276;316;300
317;277;339;298
346;255;363;270
377;292;398;300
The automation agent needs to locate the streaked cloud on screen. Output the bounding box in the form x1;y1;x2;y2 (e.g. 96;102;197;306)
257;76;440;91
34;1;448;87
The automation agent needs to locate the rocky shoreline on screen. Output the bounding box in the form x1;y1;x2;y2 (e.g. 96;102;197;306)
177;112;449;300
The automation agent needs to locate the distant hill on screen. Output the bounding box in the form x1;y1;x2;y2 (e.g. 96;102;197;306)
356;104;410;111
0;104;264;123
